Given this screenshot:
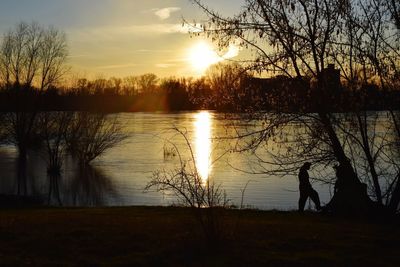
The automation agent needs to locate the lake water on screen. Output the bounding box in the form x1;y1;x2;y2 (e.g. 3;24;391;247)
0;111;333;210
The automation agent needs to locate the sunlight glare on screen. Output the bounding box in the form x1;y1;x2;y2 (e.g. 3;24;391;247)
194;111;212;182
188;41;240;75
189;42;220;74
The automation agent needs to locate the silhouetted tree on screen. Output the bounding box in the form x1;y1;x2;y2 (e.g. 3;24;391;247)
137;73;159;94
65;112;127;166
39;111;73;205
328;0;400;209
122;76;139;96
187;77;212;109
206;63;252;111
190;0;400;214
159;77;190;110
0;22;68;160
0;21;67;90
39;112;72;175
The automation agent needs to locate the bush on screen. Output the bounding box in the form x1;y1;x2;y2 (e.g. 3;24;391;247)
145;128;230;244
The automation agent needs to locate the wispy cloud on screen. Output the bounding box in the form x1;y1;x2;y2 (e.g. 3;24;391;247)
153;7;181;20
71;23;200;39
125;23;194;34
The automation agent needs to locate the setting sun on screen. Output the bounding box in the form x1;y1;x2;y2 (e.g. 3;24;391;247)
188;41;240;75
188;42;220;74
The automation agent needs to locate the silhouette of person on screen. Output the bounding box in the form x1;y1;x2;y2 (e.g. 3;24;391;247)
298;162;321;212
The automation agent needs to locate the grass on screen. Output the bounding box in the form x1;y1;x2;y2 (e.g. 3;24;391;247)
0;206;399;266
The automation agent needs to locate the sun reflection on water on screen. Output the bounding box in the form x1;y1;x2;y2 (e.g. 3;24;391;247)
194;111;212;182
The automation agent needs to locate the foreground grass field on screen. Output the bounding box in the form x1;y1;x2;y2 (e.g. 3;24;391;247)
0;207;399;266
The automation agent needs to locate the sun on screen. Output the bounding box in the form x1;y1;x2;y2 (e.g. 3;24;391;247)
188;42;220;74
187;41;241;75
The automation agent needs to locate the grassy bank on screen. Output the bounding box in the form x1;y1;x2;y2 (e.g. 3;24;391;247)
0;207;399;266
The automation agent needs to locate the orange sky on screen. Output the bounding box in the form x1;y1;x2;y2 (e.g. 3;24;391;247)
0;0;245;78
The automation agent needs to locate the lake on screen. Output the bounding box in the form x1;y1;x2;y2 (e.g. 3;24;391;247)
0;111;333;210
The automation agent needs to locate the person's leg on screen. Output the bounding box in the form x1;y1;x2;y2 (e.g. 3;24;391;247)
310;188;321;210
298;190;308;212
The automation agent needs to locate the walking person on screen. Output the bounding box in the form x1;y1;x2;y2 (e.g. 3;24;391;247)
298;162;321;212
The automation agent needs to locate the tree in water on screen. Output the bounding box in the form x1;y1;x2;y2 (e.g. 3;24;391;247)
64;112;127;166
0;22;68;195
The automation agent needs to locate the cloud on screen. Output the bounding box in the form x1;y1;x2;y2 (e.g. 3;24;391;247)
71;23;200;39
154;7;181;20
124;23;191;34
221;43;240;59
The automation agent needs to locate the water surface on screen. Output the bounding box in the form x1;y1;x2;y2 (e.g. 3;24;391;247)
0;112;333;210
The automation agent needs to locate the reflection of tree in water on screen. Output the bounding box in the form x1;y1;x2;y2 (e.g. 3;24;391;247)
47;172;62;206
15;150;42;198
1;148;119;206
0;149;17;194
0;148;45;205
16;154;28;196
65;165;119;206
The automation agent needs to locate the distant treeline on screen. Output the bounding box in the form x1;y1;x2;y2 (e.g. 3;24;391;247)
1;64;399;112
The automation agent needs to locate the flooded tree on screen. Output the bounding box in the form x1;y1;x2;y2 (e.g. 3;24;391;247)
0;22;68;196
0;22;68;156
65;112;127;166
39;112;73;205
191;0;399;214
39;112;72;175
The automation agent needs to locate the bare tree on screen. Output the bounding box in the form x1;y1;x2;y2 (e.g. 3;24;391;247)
137;73;159;94
336;0;400;211
0;22;68;90
190;0;400;214
65;112;127;166
205;62;252;111
39;112;72;175
39;111;73;205
0;22;68;159
122;76;139;96
38;26;68;91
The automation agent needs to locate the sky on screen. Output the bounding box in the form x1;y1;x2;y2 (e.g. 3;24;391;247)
0;0;245;78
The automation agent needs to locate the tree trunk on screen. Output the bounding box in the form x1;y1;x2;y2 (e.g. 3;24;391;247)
388;174;400;213
319;112;375;215
16;147;28;196
357;113;383;204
